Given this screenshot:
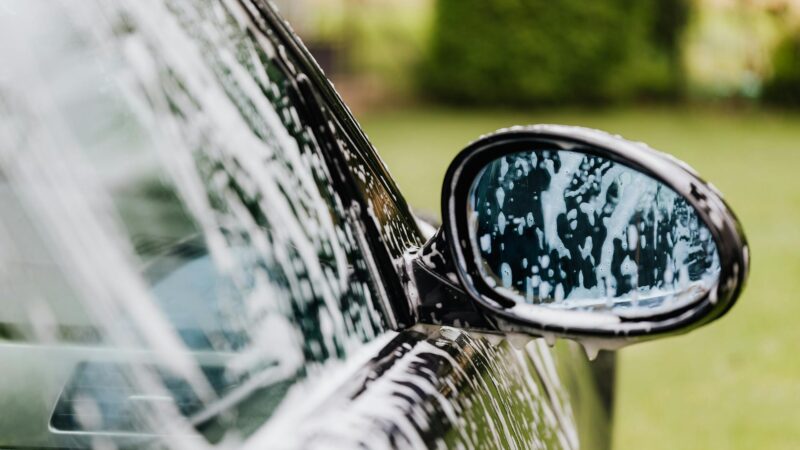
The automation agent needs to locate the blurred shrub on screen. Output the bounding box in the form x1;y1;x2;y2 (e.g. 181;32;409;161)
762;32;800;106
342;1;432;91
683;5;783;101
420;0;690;106
295;0;432;102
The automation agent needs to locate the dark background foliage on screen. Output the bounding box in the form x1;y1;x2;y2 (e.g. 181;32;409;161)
762;31;800;106
420;0;690;106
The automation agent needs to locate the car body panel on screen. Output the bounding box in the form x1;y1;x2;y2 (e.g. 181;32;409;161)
262;327;612;450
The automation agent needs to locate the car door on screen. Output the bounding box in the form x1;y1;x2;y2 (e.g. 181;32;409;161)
0;1;612;449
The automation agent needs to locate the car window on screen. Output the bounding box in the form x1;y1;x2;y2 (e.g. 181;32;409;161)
0;0;388;447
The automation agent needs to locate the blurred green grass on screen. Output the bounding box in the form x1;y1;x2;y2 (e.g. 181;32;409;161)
360;106;800;450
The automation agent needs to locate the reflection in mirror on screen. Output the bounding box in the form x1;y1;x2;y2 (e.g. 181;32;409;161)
469;149;720;317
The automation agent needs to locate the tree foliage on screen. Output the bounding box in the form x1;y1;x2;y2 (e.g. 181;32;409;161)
762;32;800;107
420;0;690;106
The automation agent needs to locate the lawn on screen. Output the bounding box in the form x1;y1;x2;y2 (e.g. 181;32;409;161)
359;106;800;450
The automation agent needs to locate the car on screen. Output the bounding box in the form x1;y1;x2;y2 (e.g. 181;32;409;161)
0;1;748;449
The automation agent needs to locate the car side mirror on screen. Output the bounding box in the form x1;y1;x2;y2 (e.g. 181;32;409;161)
417;125;748;352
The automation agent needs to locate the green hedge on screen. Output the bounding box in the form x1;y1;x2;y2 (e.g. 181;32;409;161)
762;33;800;107
420;0;689;106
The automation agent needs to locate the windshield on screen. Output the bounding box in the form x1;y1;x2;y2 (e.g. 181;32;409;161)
0;0;387;447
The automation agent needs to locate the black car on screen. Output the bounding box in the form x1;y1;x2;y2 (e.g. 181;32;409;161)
0;1;748;449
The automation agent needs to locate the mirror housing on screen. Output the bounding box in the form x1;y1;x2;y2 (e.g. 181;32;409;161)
424;125;748;347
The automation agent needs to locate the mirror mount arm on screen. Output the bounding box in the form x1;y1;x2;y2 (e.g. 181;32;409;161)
409;229;498;332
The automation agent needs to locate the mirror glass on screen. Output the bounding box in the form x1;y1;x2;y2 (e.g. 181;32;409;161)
468;149;720;317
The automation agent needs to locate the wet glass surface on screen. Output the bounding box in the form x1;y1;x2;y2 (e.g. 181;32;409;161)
469;149;720;315
0;0;388;446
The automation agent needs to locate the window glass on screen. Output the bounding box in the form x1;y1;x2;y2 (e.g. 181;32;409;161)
0;0;386;446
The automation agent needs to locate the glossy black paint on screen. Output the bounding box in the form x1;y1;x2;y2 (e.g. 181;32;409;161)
437;125;749;340
292;327;615;449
